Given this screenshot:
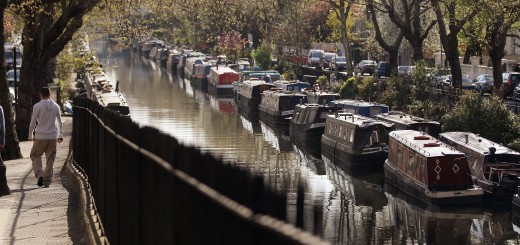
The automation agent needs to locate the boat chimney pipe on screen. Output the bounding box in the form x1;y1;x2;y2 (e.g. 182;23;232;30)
465;134;468;144
116;80;120;93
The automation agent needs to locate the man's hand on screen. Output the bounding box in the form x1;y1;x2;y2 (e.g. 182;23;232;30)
0;144;4;149
57;138;63;143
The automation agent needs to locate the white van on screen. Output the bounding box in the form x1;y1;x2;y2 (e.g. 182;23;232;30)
307;49;324;67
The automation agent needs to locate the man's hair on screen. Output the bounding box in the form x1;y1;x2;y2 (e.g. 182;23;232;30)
40;87;50;97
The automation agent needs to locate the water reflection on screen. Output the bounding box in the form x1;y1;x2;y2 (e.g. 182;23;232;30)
93;45;520;244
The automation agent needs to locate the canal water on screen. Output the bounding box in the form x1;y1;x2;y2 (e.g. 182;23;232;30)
97;46;519;244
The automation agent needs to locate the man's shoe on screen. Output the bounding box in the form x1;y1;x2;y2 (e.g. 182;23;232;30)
37;177;44;187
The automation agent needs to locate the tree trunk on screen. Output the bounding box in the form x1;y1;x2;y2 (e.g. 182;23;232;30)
339;8;353;76
0;0;22;160
489;48;504;95
411;39;424;61
388;49;399;73
444;35;463;88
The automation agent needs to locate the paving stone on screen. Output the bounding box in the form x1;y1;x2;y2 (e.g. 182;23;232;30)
0;119;86;245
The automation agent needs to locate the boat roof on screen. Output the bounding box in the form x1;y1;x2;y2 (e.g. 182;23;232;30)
262;89;306;97
96;91;128;107
439;132;520;155
242;70;280;75
242;79;273;86
211;66;238;74
331;99;388;108
375;111;440;126
296;103;334;110
327;113;392;127
390;130;463;157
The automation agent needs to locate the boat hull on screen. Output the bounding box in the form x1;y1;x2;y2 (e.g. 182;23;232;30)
289;123;324;147
321;134;387;169
477;178;518;206
384;160;483;206
208;84;234;97
259;109;291;126
191;77;208;92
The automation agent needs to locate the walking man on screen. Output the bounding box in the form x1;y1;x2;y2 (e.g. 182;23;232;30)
0;105;11;196
29;87;63;188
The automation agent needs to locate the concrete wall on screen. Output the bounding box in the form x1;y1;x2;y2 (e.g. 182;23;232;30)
433;52;518;80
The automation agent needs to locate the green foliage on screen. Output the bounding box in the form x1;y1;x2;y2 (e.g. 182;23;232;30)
380;76;412;110
442;93;520;145
357;77;378;101
410;60;432;100
407;100;448;121
316;75;329;88
329;80;343;93
281;65;296;80
339;76;359;99
253;43;272;70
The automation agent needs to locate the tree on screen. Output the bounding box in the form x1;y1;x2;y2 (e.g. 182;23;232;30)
366;0;404;73
327;0;355;75
480;0;520;95
430;0;480;88
14;0;101;140
372;0;437;61
253;42;272;70
218;32;247;63
0;0;21;160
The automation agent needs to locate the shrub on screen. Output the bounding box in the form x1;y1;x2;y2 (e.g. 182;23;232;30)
407;100;448;121
442;93;520;145
253;42;272;70
316;75;329;88
380;76;412;110
357;77;379;101
410;60;432;101
339;76;359;99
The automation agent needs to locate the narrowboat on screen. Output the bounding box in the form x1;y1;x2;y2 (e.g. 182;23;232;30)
157;48;169;67
329;99;388;117
439;132;520;205
321;113;393;169
240;70;281;83
149;46;159;60
233;59;251;72
184;56;206;79
273;80;312;92
236;79;275;114
305;91;340;105
208;66;240;96
176;49;196;71
166;50;181;73
375;111;441;137
141;39;163;59
258;89;307;126
191;61;212;91
385;130;483;206
289;103;335;147
94;90;130;116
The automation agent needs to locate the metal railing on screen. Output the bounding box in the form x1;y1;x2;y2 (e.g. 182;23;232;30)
72;98;327;245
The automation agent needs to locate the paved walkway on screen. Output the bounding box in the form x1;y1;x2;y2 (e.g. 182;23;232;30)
0;118;85;244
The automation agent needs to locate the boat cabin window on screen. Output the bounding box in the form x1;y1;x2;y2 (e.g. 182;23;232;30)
349;128;354;143
370;107;382;117
397;147;403;166
408;152;415;173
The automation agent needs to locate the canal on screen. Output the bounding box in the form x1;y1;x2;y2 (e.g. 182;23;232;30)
96;46;519;244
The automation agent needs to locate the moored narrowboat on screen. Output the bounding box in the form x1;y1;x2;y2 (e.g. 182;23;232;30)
329;99;388;117
375;111;441;137
305;91;340;105
321;113;393;169
236;79;275;115
208;66;240;96
258;89;307;126
385;130;483;206
273;80;311;92
289;103;335;147
191;62;212;91
439;132;520;205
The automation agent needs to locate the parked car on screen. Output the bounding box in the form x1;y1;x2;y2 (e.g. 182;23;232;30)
397;66;412;77
376;61;391;78
307;49;324;67
473;74;493;94
438;75;476;90
353;60;377;75
503;72;520;99
320;52;337;69
331;56;347;71
513;84;520;101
